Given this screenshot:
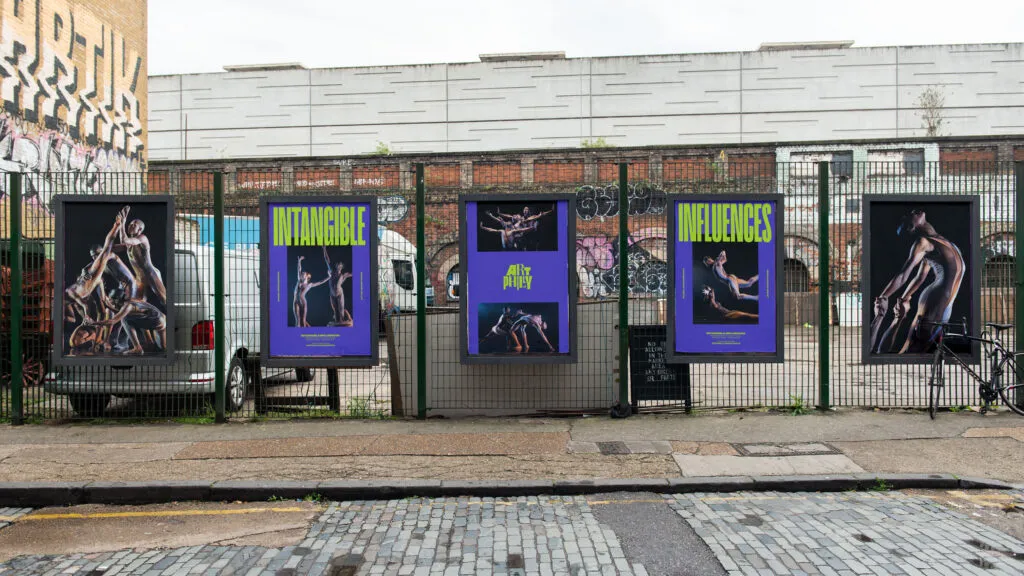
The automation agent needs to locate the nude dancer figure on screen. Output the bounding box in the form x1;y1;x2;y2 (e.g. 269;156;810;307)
64;208;126;325
480;220;533;250
871;209;966;354
510;309;555;353
701;285;759;321
292;256;329;327
88;281;167;355
703;250;758;302
92;245;140;301
115;208;167;310
323;247;354;327
480;306;519;351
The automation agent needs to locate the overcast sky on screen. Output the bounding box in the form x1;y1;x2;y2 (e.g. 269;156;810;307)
149;0;1023;75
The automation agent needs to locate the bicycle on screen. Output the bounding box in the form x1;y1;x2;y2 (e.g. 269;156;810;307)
926;319;1024;419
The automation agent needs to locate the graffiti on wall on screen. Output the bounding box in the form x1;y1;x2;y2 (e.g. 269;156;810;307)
576;227;668;298
575;183;667;221
378;195;409;224
0;0;145;209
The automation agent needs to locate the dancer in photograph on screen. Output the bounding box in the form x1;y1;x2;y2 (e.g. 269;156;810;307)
292;256;329;327
93;244;140;301
871;209;966;354
481;206;554;250
480;306;519;351
701;285;759;321
509;309;555;353
86;280;167;355
65;208;127;326
115;207;167;309
703;250;758;302
323;246;354;327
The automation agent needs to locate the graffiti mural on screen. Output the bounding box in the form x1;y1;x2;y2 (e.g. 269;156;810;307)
575;183;667;221
0;0;145;210
576;228;668;298
378;195;409;224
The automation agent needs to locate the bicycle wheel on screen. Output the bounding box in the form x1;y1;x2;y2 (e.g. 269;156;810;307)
929;348;944;420
996;380;1024;416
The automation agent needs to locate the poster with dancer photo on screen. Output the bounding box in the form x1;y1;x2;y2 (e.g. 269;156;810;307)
862;196;980;365
53;195;175;366
667;194;784;364
260;196;379;367
460;194;576;364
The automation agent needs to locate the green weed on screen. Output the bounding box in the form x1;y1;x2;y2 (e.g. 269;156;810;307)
787;394;810;416
869;478;893;492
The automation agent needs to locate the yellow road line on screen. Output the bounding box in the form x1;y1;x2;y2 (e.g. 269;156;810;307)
12;507;308;522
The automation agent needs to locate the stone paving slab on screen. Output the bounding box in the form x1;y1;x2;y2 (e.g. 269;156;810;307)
963;426;1024;441
175;432;569;459
673;454;865;477
2;442;189;464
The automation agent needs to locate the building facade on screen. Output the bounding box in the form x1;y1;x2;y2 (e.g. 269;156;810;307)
148;42;1024;161
0;0;147;211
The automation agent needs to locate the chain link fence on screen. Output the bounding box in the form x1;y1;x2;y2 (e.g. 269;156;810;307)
0;161;1020;421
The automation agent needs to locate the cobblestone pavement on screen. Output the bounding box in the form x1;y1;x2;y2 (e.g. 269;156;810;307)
1;492;1022;575
671;491;1024;576
0;508;31;531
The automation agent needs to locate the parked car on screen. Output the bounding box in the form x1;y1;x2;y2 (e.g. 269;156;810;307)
44;245;296;417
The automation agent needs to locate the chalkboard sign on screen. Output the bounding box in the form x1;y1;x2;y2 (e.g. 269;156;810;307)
628;325;691;404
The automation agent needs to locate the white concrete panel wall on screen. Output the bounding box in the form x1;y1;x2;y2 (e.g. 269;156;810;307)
148;43;1024;162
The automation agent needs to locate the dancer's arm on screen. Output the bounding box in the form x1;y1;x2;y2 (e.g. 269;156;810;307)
310;276;331;288
90;216;123;277
876;240;930;313
88;303;132;326
297;256;305;282
895;260;932;318
480;224;501;233
486;212;504;224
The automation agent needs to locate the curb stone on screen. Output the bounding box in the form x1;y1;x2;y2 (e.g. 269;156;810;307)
0;474;1015;508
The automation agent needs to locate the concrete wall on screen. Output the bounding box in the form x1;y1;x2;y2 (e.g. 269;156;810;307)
149;43;1024;162
0;0;147;206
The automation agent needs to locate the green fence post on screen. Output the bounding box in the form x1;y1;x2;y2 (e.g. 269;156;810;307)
1015;161;1024;407
817;161;831;410
415;164;427;420
9;173;23;425
213;173;226;423
617;163;630;414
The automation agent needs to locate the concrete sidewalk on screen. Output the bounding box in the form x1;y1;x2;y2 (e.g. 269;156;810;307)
1;410;1021;486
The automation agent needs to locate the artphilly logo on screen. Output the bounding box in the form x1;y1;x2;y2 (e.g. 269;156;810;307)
502;264;533;290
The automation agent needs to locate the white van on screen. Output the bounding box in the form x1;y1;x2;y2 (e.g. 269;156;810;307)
44;246;296;417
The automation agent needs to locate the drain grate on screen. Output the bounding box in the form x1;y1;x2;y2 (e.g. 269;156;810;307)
597;441;630;455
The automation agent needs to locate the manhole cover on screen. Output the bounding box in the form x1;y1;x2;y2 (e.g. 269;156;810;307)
597;441;630;455
734;442;840;457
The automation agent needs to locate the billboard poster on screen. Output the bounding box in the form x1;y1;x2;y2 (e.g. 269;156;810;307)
863;195;980;364
459;194;576;364
260;196;379;367
53;195;175;366
667;194;784;363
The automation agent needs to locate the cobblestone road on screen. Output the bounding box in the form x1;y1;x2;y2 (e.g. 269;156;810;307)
1;491;1021;575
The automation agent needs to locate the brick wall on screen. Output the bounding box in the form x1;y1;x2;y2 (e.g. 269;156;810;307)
0;0;147;167
534;161;585;183
473;162;521;185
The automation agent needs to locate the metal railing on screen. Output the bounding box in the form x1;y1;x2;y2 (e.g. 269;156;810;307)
1;161;1020;422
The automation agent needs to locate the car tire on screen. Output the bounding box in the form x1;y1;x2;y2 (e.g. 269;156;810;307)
69;394;111;418
295;368;314;383
226;356;250;413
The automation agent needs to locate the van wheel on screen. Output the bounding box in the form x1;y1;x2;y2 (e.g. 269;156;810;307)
69;394;111;418
226;357;250;413
295;368;314;383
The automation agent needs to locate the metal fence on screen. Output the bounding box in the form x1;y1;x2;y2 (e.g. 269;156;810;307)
0;161;1021;422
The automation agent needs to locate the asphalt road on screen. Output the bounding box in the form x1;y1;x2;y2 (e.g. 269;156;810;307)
0;490;1021;575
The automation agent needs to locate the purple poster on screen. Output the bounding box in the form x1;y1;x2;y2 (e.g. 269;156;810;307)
260;197;379;367
667;195;784;363
460;194;577;364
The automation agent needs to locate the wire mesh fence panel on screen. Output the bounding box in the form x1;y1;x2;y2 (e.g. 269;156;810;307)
3;172;197;421
829;161;1017;408
640;160;818;411
220;167;416;419
425;161;618;414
